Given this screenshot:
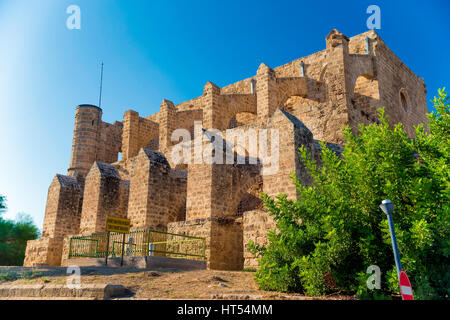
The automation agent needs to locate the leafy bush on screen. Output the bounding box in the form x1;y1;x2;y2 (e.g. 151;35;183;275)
0;196;40;266
250;88;449;299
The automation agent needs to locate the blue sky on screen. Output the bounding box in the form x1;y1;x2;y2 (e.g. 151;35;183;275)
0;0;449;229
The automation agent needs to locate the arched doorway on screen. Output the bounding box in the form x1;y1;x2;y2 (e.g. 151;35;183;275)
228;112;258;129
351;74;380;125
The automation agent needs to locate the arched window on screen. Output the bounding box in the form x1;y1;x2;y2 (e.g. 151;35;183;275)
227;112;257;129
400;89;410;113
352;74;380;119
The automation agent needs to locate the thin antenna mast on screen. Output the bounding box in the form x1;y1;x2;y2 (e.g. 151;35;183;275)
98;62;104;108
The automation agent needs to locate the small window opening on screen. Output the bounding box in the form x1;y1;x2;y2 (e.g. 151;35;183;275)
400;90;410;113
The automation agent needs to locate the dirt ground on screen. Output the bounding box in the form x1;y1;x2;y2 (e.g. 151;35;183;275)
0;266;354;300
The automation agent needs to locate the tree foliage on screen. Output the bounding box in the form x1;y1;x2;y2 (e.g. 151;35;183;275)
0;196;40;266
250;88;450;299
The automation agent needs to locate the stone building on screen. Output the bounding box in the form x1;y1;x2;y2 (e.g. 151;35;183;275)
24;30;428;269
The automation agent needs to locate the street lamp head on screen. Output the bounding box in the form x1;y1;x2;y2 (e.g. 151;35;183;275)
380;199;395;215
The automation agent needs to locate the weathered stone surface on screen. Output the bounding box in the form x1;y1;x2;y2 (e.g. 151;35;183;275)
24;174;81;267
243;210;276;269
127;148;186;230
79;162;123;234
24;238;64;267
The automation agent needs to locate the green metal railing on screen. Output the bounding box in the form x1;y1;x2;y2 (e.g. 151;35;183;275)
68;229;206;260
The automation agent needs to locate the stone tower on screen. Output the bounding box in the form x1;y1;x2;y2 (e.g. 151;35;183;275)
67;104;103;186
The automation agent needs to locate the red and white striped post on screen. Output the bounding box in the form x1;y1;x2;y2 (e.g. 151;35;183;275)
399;270;414;300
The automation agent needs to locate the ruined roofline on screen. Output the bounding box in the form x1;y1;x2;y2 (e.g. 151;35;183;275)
142;30;390;119
173;29;422;106
173;30;381;100
108;29;425;138
354;31;426;84
344;29;424;84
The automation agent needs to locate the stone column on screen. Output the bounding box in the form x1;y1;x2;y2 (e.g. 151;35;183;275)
256;63;278;125
263;109;314;200
127;149;172;230
122;110;140;160
158;99;177;153
202;81;223;129
323;29;352;143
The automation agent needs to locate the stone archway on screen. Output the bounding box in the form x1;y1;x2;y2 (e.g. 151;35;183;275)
168;201;186;223
236;178;263;217
227;170;262;218
228;112;258;129
350;74;380;125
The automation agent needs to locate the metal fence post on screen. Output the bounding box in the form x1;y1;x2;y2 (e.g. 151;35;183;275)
121;233;126;266
105;231;110;266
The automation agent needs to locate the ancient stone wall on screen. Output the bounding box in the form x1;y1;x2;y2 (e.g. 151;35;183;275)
242;210;276;269
167;217;244;270
186;152;260;220
122;110;159;160
158;100;203;153
24;238;64;267
209;218;244;270
127;149;187;230
24;174;82;267
117;180;130;219
41;175;81;239
369;34;428;136
167;219;212;263
262;109;315;200
96;121;123;164
79;162;123;234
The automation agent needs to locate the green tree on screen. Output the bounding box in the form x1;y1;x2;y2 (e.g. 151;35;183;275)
250;88;450;299
0;196;40;266
0;195;5;213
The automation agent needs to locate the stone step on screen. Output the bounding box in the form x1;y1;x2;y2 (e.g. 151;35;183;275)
63;255;206;270
0;284;125;300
